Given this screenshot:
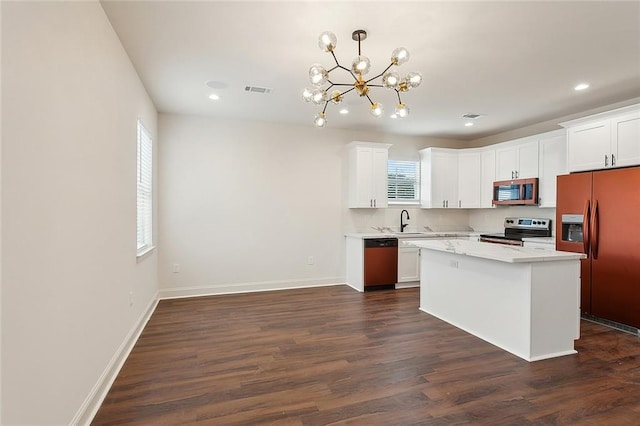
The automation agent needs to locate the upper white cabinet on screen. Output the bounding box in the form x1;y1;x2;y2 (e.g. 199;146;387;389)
420;148;458;208
561;104;640;172
347;142;391;208
457;150;481;208
480;148;496;208
537;130;567;208
495;138;539;180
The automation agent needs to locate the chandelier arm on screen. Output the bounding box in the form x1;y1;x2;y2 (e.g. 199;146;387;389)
330;50;340;67
395;90;403;104
328;65;340;73
322;102;329;114
338;87;357;96
366;84;385;88
365;93;375;105
365;63;395;83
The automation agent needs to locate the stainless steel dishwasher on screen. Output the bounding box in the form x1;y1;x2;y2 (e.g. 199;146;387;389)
363;238;398;289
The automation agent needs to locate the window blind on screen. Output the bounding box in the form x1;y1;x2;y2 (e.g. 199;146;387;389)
137;120;153;255
388;160;420;203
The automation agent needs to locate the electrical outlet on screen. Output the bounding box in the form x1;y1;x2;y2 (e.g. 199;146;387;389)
129;291;134;307
172;263;180;273
307;256;315;265
449;260;459;268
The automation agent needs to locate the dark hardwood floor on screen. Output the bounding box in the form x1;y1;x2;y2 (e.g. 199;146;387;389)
92;286;640;425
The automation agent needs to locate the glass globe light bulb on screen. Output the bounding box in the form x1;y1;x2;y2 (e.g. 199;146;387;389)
382;71;400;89
351;56;371;75
318;31;337;52
330;90;343;105
314;113;327;127
309;64;328;86
391;47;410;66
370;102;384;117
311;88;326;105
395;103;410;118
406;72;422;88
302;87;314;102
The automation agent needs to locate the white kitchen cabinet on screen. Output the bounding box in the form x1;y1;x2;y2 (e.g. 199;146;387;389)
398;246;420;283
537;130;567;208
495;139;539;180
347;142;391;208
480;148;496;208
612;111;640;168
562;104;640;172
457;150;481;208
420;148;458;208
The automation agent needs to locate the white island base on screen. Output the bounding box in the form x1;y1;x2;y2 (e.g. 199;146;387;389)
411;240;584;362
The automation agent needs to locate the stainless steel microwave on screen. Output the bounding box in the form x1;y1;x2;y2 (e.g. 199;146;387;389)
492;178;538;205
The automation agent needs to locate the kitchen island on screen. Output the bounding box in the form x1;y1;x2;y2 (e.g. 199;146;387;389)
406;239;586;362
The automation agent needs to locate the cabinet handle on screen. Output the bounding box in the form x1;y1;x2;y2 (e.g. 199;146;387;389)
374;199;376;208
442;200;445;208
612;154;616;166
370;199;373;208
459;200;461;208
446;200;449;208
605;154;609;167
511;171;514;179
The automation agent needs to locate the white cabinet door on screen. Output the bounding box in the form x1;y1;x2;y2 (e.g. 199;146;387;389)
567;120;610;172
495;140;539;180
495;145;519;180
457;151;481;208
480;148;496;208
517;140;539;179
398;246;420;282
347;143;390;208
420;148;458;208
612;111;640;168
538;133;567;208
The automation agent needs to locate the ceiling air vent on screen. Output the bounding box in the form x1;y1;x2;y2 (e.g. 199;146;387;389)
462;113;484;119
244;85;272;95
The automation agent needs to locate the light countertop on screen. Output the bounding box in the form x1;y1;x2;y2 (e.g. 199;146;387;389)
344;231;484;239
406;239;586;263
521;237;555;244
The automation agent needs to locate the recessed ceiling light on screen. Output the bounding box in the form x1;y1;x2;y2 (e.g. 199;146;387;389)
464;122;474;127
574;83;590;91
339;108;349;115
208;94;220;100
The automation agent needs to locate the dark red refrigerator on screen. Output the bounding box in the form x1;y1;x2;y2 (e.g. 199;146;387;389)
556;167;640;329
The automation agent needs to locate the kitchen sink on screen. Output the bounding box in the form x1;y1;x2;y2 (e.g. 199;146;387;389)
394;232;429;238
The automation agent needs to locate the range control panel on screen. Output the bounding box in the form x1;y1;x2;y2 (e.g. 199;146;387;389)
504;217;551;230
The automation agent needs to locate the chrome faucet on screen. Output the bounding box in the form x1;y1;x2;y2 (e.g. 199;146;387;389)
400;209;410;232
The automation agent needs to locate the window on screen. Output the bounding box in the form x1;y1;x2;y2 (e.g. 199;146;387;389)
388;160;420;204
137;120;153;256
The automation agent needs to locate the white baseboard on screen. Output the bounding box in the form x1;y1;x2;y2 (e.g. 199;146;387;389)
71;293;159;426
159;277;346;299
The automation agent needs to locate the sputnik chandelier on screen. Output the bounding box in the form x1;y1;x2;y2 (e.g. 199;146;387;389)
303;29;422;127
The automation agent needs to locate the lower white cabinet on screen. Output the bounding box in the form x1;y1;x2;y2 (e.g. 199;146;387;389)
398;245;420;282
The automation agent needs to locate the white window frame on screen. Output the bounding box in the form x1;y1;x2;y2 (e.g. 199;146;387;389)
388;159;420;205
136;119;154;258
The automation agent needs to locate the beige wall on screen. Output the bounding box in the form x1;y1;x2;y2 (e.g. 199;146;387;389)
1;2;157;424
157;113;466;297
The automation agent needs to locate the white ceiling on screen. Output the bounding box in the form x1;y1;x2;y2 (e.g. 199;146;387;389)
100;1;640;140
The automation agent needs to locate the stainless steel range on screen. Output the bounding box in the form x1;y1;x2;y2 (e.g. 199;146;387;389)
480;217;552;246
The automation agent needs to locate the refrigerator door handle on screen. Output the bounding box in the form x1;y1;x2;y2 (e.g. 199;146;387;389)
590;200;599;260
582;200;591;256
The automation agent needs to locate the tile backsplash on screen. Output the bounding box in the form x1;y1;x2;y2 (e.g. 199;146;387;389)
346;205;556;234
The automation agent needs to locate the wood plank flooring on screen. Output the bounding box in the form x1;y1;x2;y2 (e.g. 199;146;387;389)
92;286;640;425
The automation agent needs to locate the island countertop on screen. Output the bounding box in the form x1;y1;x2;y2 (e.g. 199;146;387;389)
406;239;586;263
